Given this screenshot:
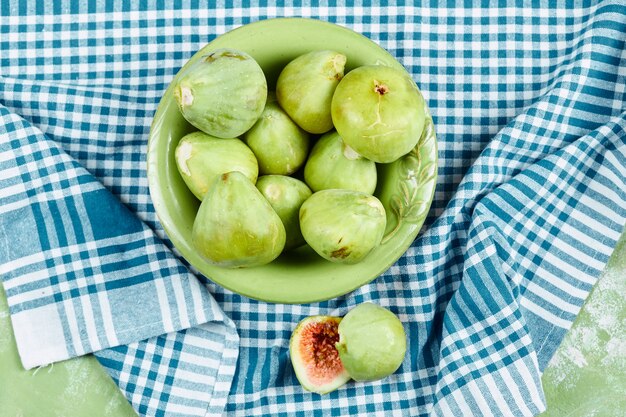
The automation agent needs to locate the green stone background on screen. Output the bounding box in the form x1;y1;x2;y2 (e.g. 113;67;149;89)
0;284;136;417
1;227;624;417
539;228;626;417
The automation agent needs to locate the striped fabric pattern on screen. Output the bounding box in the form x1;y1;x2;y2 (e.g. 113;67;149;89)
0;101;240;415
1;1;625;416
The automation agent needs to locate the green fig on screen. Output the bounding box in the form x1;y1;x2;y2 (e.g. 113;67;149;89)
331;65;425;163
336;303;407;381
256;175;312;251
244;94;310;175
192;171;285;268
299;189;386;264
304;131;377;194
175;131;258;200
174;48;268;138
276;50;346;134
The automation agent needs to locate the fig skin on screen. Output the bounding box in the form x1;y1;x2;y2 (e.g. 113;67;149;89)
336;303;407;381
289;315;351;394
175;131;258;200
244;95;310;175
276;50;346;134
304;130;377;194
299;189;386;264
331;65;425;163
174;48;268;138
256;175;312;251
192;171;285;268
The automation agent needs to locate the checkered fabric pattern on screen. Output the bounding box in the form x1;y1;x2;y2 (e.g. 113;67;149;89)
1;1;625;417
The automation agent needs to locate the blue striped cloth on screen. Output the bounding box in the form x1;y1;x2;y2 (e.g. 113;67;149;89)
1;1;625;416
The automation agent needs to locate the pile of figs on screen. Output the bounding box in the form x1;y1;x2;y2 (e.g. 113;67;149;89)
173;48;426;268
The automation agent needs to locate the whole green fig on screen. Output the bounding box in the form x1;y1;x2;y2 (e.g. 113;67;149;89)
336;303;406;381
192;171;285;268
299;189;386;264
175;131;258;200
331;65;425;163
244;94;310;175
174;48;267;138
256;175;312;251
304;131;377;194
276;50;346;134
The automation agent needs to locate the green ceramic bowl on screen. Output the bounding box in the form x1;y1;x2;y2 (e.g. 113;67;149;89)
147;18;438;304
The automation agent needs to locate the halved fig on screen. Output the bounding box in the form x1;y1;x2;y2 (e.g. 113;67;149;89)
289;315;351;394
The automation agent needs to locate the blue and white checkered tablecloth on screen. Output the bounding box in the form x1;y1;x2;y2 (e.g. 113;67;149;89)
1;1;625;416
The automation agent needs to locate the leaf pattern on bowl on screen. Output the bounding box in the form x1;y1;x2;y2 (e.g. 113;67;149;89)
381;111;437;244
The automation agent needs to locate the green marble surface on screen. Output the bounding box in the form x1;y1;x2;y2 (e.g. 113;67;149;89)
1;227;624;417
540;227;626;417
0;284;136;417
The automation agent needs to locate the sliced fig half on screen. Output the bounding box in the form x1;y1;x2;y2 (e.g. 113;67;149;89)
289;315;351;394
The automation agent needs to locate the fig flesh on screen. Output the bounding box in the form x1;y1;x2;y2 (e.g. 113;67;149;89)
244;95;310;175
175;131;258;200
336;303;407;381
256;175;312;251
276;50;346;134
331;65;425;163
290;315;351;394
192;171;285;268
174;48;267;138
304;130;377;194
299;189;386;264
